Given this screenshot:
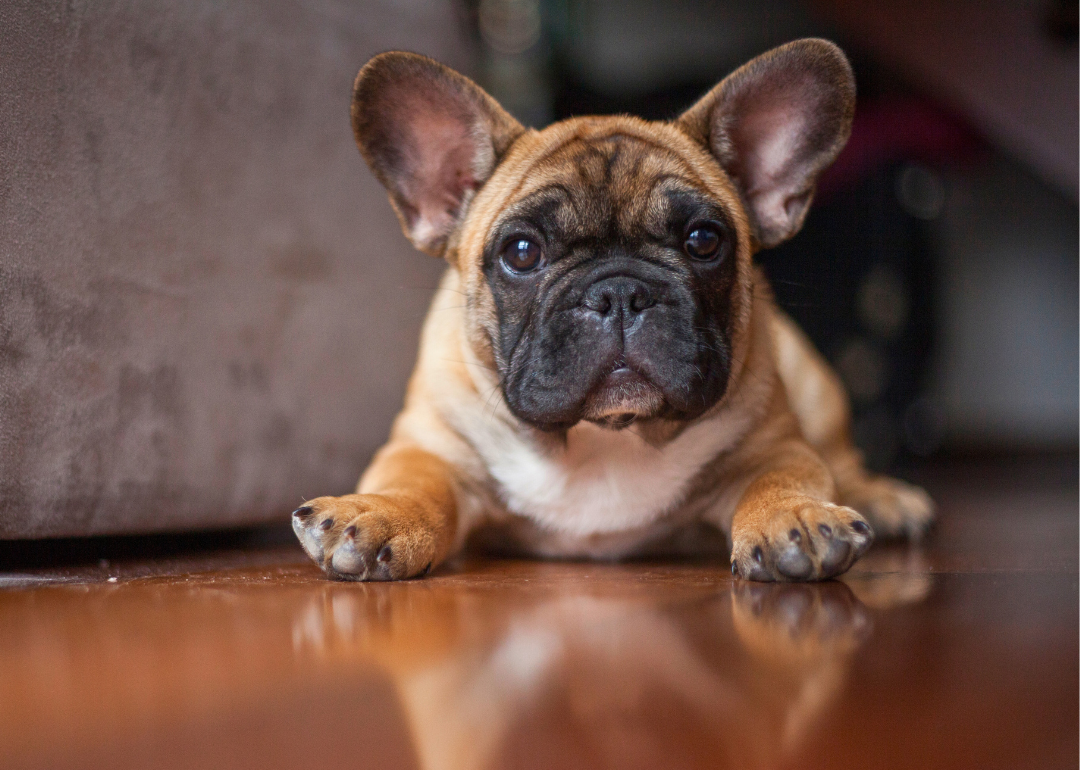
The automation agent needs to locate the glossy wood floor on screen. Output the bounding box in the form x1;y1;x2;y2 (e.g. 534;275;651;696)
1;457;1076;770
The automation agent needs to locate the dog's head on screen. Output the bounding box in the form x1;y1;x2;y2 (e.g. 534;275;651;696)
353;40;854;431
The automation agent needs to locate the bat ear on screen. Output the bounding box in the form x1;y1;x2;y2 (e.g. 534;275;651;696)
352;52;525;256
675;39;855;249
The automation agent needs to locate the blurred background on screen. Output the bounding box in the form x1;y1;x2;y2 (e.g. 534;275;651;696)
0;0;1076;541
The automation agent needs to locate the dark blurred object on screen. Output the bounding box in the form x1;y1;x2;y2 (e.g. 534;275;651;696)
1043;0;1079;46
813;0;1078;198
461;0;554;127
816;98;983;198
762;95;984;469
0;524;292;575
763;163;938;470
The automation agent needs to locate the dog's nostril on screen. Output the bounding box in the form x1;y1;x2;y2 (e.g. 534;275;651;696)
582;278;655;316
629;292;655;313
583;290;614;315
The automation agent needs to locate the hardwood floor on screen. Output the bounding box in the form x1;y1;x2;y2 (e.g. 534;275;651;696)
1;455;1076;770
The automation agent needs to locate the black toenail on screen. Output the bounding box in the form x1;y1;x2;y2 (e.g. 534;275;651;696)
292;506;313;519
377;545;392;563
343;525;356;538
752;546;764;563
851;520;869;534
422;562;432;576
319;518;333;531
818;524;832;538
789;528;801;542
731;562;739;576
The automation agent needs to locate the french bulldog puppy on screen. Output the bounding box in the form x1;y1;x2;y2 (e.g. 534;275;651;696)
292;38;933;582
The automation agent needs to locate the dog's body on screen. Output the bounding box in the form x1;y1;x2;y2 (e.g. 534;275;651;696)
292;40;933;582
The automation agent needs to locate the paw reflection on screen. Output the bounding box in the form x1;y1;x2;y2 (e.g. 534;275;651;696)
731;580;872;661
728;581;873;753
846;546;934;608
291;567;929;770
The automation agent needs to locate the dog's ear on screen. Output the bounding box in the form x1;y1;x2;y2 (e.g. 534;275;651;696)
352;52;525;256
675;39;855;249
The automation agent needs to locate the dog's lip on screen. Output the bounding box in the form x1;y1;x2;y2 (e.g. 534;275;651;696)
598;354;652;390
582;364;665;423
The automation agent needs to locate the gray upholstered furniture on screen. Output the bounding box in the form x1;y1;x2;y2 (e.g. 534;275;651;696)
0;0;467;537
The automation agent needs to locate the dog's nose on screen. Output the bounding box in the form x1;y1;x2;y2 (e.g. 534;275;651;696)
582;276;656;318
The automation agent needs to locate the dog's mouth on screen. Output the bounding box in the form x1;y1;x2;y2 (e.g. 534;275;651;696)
581;358;665;428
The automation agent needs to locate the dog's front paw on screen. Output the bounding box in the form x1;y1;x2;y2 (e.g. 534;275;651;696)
291;494;437;581
731;498;873;582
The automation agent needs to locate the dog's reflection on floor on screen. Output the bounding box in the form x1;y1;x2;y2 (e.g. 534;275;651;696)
293;564;930;770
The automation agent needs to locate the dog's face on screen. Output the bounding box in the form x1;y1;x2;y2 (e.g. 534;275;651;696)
473;125;745;430
353;40;854;431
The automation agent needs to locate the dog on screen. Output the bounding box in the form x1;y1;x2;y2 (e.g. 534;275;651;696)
291;38;933;582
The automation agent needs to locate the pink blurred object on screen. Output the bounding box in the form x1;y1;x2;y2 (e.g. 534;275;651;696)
817;97;984;199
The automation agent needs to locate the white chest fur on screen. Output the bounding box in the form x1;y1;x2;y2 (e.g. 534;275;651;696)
480;414;749;537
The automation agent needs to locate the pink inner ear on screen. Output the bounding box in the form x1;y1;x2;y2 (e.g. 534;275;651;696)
729;77;815;196
397;94;482;243
739;104;805;193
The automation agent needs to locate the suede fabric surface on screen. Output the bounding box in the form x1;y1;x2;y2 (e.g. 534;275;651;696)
0;0;463;537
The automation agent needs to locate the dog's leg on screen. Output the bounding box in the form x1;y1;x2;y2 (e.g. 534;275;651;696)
771;311;934;539
829;460;934;540
291;445;458;580
727;440;874;582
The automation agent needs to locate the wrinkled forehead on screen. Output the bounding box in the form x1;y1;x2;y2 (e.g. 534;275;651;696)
494;130;735;242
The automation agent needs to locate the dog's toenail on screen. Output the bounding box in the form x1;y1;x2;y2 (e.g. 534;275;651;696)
789;528;801;542
731;562;739;576
752;546;764;563
377;545;393;563
343;525;356;538
422;562;432;576
851;520;869;534
319;518;333;531
818;524;832;538
292;506;313;519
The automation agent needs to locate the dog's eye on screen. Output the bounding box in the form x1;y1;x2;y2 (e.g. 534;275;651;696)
684;226;723;261
501;238;543;273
